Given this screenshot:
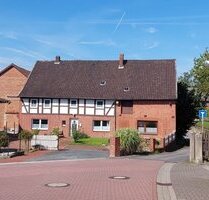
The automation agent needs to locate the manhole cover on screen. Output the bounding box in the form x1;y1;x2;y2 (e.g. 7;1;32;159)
45;183;70;188
109;176;130;180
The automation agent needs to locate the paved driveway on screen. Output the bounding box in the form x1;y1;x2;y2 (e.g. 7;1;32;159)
27;149;109;162
0;158;163;200
128;147;189;163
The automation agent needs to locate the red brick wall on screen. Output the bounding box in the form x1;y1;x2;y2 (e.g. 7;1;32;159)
116;100;176;139
0;103;6;130
19;113;115;138
0;67;28;129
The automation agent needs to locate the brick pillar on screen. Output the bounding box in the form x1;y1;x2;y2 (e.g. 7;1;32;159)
109;137;120;157
149;138;156;152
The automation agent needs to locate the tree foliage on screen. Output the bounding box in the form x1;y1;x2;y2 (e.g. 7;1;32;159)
0;131;9;148
179;49;209;105
176;82;200;141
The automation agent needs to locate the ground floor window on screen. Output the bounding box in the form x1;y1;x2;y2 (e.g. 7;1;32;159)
137;121;157;134
93;120;110;131
32;119;48;130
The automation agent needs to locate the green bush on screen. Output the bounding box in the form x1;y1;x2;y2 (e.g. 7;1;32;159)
51;127;60;136
116;128;141;155
0;131;9;148
19;130;33;140
72;130;89;142
31;129;40;135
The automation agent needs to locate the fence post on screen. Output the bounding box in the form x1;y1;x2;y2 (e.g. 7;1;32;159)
194;133;203;163
109;137;120;157
189;132;195;162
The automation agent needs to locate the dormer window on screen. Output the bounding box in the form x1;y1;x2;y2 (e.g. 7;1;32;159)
100;80;106;86
124;87;130;92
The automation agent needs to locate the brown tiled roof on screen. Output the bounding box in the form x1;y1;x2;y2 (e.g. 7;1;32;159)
20;59;176;100
0;63;30;77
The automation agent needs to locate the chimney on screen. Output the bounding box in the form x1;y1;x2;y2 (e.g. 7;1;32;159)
54;56;61;64
118;53;124;69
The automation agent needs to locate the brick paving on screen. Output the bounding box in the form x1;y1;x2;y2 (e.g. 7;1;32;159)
171;162;209;200
0;159;163;200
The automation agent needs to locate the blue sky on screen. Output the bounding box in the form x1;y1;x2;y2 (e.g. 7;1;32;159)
0;0;209;76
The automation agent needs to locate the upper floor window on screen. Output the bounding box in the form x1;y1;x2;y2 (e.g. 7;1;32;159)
121;100;133;114
44;99;51;108
70;99;77;107
137;121;157;134
96;100;104;108
31;99;38;108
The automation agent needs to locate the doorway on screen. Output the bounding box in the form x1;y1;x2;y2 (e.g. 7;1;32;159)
70;119;78;136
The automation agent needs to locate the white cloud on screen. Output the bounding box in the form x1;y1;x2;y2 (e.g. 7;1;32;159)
1;47;46;59
145;27;158;34
144;41;159;49
0;32;17;39
79;39;116;46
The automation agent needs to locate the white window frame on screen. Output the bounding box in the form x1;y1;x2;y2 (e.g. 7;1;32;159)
93;120;110;131
96;100;104;108
70;99;78;107
30;99;38;108
43;99;51;108
32;119;48;130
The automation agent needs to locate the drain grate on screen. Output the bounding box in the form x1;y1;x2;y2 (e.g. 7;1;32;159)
109;176;130;180
45;183;70;188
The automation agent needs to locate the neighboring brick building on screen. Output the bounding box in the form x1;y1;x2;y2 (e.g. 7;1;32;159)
19;54;176;143
0;64;30;132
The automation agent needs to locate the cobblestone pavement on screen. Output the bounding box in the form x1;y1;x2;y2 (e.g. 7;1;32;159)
0;158;163;200
171;162;209;200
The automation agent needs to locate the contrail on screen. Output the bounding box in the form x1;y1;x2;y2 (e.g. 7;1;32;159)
113;11;126;33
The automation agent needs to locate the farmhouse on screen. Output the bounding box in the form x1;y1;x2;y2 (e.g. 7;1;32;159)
0;64;30;132
19;54;176;143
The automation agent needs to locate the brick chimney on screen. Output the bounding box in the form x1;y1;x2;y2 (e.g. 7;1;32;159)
54;56;61;64
118;53;124;69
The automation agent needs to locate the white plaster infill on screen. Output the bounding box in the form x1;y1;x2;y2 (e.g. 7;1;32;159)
157;163;177;200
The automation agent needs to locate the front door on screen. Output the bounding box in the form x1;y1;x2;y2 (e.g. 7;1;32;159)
70;119;78;136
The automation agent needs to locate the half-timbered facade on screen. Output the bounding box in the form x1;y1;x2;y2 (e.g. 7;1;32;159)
19;54;177;139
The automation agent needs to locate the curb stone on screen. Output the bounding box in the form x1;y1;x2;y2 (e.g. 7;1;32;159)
157;163;177;200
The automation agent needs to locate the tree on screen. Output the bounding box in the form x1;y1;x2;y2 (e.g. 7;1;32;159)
192;49;209;104
176;82;200;142
179;49;209;106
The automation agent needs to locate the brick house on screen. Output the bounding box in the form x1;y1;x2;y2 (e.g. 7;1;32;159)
0;64;30;132
19;54;176;143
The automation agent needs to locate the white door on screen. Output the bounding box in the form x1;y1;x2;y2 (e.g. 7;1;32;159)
70;119;78;136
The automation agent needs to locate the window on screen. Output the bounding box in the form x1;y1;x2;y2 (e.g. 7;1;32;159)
70;99;77;107
32;119;48;130
44;99;51;108
137;121;157;134
31;99;38;108
96;100;104;108
121;100;133;114
62;120;66;127
93;120;110;131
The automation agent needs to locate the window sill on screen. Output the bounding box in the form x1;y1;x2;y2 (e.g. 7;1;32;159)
93;130;110;132
32;128;48;131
